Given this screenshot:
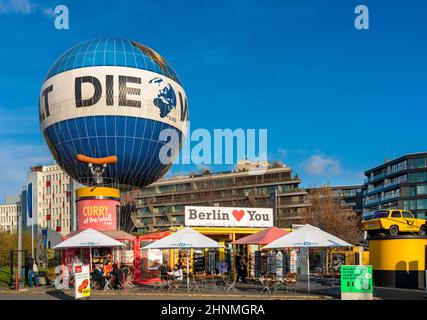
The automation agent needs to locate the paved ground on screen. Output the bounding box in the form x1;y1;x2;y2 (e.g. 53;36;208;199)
0;282;336;300
0;292;328;300
0;283;425;300
1;276;426;300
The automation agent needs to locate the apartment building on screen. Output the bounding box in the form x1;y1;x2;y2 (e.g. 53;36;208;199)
123;162;309;232
26;164;73;247
0;196;21;233
362;152;427;219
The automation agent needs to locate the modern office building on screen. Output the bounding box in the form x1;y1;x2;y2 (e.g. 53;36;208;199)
25;164;73;247
122;162;309;232
0;196;22;233
362;152;427;219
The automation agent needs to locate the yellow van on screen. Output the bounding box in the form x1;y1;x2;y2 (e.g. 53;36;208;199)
362;210;427;236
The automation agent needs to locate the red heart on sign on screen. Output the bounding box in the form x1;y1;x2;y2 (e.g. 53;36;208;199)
232;210;245;222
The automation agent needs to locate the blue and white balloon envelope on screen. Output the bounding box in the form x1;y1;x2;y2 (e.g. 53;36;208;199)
39;38;189;189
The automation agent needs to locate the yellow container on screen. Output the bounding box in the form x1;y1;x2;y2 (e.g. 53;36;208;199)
369;236;427;289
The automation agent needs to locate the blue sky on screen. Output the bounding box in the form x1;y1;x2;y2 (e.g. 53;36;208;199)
0;0;426;201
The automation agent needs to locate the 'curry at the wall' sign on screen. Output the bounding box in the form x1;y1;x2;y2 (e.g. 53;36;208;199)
185;206;273;228
76;199;118;231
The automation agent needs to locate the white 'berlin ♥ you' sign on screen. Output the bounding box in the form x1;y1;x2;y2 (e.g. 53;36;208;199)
184;206;273;228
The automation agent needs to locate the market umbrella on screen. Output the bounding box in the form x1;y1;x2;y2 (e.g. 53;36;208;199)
53;228;125;268
143;227;222;293
263;224;352;292
234;226;289;245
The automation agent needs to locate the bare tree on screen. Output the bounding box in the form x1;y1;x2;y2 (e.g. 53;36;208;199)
268;160;284;169
303;186;362;244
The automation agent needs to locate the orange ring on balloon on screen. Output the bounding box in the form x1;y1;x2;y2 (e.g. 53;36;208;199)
76;154;118;165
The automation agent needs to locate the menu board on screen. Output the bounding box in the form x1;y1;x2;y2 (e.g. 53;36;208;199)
289;249;298;273
276;251;283;277
248;245;257;277
193;251;205;272
73;264;90;299
254;251;262;277
267;253;276;274
206;251;216;274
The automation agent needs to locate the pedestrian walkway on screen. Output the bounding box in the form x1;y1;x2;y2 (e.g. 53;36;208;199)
1;283;424;300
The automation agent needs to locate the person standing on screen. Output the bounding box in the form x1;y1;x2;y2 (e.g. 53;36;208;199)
241;256;247;283
25;256;34;287
235;254;242;282
111;263;121;289
32;260;39;287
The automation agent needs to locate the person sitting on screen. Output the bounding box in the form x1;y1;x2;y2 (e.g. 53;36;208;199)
172;264;183;281
111;263;122;289
158;261;171;282
92;264;105;289
103;261;113;276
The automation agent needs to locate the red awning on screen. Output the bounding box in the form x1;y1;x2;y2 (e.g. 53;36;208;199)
138;231;171;241
234;226;289;245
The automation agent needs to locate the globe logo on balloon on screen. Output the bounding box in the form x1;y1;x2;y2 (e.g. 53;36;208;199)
149;77;177;118
39;38;189;189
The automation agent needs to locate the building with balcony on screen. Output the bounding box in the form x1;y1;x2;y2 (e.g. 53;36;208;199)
362;152;427;219
122;163;309;232
25;164;73;248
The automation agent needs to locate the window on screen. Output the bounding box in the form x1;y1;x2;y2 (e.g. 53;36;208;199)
410;172;427;183
410;157;427;169
373;211;389;219
388;161;408;174
391;211;401;218
417;199;427;210
416;185;427;195
402;211;413;219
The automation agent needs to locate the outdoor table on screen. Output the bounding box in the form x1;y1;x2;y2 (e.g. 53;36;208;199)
258;277;274;294
203;274;221;290
216;274;229;289
272;277;286;294
189;274;203;293
168;276;184;292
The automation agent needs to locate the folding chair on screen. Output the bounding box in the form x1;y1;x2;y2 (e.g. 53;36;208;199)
189;275;203;293
103;277;114;290
123;271;135;289
272;277;286;295
90;280;99;290
224;272;238;293
258;277;272;294
284;273;297;295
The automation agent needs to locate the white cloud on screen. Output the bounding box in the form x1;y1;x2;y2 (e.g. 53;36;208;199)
0;0;34;14
0;1;57;20
0;142;52;203
301;154;342;176
42;6;55;18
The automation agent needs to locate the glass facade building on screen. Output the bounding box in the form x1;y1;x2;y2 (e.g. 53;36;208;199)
362;152;427;219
